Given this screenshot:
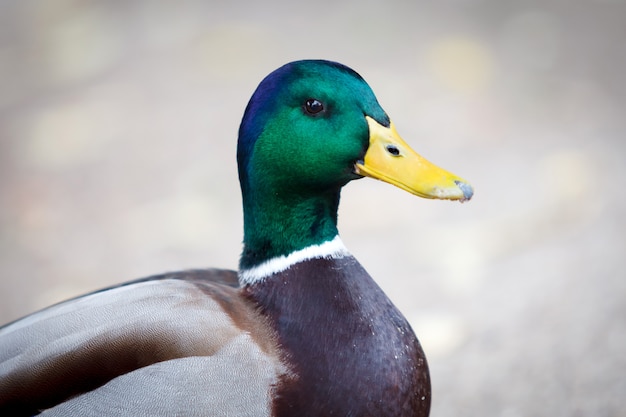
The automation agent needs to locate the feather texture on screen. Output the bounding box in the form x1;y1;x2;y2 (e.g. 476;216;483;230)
0;270;288;416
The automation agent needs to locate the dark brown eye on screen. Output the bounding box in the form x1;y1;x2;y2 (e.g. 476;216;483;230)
304;98;324;115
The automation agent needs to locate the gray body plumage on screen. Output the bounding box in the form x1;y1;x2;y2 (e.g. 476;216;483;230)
0;272;287;416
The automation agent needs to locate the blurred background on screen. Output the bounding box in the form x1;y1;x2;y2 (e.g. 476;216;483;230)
1;0;624;415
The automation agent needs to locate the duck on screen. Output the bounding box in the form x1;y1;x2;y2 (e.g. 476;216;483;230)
0;60;473;417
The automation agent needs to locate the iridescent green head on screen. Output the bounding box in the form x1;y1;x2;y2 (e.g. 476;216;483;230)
238;60;390;197
237;60;472;269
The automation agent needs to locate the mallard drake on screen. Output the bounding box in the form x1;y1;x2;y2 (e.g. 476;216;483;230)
0;60;472;416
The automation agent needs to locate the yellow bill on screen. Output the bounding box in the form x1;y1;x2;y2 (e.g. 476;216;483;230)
355;116;474;202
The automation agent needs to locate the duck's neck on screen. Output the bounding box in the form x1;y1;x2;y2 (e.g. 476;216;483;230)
239;188;342;272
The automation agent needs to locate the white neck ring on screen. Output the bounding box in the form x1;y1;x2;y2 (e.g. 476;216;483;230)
238;236;350;285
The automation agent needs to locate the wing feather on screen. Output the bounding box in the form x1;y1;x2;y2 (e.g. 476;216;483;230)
0;269;284;416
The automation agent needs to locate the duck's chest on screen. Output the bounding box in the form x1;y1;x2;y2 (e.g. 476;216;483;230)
244;256;431;417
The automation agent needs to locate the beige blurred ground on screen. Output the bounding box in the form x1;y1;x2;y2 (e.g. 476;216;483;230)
1;0;625;415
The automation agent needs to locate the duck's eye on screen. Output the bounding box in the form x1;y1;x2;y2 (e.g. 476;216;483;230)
304;98;324;115
386;144;401;156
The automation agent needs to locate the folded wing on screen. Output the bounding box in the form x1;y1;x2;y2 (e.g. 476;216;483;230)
0;269;285;416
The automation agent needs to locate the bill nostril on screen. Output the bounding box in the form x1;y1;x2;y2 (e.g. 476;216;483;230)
386;144;400;156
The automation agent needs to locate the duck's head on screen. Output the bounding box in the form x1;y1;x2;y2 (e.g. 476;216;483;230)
237;60;473;268
238;60;472;203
